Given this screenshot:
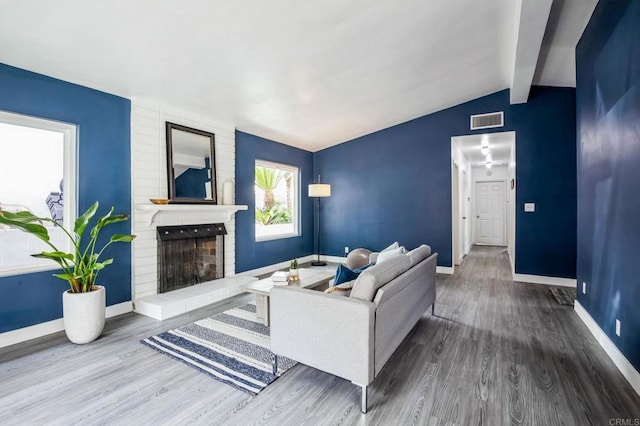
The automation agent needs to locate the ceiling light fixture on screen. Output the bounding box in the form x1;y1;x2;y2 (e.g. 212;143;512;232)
480;135;490;156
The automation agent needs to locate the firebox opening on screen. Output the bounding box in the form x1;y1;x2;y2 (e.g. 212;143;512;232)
157;223;226;294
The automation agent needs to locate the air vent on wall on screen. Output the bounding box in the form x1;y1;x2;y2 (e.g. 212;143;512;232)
470;112;504;130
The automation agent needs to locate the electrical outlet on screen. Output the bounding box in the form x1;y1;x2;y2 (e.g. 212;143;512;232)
582;282;587;294
344;246;349;255
616;319;621;337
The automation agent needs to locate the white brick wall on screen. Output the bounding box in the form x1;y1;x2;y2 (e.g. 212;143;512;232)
130;99;236;300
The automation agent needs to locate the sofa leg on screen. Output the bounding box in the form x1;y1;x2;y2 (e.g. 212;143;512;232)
360;385;368;413
431;303;435;315
272;354;278;376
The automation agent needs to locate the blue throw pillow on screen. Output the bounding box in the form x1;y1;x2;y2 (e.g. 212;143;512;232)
333;264;359;286
354;263;374;274
333;263;374;286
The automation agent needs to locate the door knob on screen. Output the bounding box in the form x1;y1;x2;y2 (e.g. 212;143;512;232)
476;215;480;218
462;216;467;219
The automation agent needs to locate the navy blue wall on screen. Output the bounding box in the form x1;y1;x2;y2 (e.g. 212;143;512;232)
576;0;640;370
235;131;314;272
0;63;131;333
314;86;577;276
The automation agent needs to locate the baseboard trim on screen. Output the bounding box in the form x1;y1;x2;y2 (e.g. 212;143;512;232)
107;301;134;317
319;255;348;264
465;242;473;255
437;266;454;275
508;252;515;276
236;255;316;278
513;273;576;287
0;301;133;349
574;301;640;397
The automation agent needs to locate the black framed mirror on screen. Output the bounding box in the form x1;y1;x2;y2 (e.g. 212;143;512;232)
166;122;217;204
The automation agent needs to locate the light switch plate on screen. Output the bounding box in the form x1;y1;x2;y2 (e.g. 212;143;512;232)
524;203;535;212
616;319;621;337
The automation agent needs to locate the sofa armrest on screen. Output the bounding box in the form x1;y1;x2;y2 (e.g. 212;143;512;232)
270;286;376;385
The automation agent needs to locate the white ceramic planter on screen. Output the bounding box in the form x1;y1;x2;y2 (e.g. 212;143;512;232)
62;285;106;344
289;268;299;281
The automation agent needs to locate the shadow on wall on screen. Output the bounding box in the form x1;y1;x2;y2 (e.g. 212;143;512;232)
576;0;640;371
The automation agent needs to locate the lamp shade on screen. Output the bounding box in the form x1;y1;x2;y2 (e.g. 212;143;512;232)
308;183;331;197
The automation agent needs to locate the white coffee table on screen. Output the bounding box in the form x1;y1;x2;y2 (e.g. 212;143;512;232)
245;268;335;326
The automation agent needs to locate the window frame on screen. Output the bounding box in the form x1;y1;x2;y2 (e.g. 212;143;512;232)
0;110;77;277
254;159;300;242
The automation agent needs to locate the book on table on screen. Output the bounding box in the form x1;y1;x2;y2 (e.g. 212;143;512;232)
271;271;288;283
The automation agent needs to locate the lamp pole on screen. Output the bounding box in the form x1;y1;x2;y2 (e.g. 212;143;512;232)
308;175;331;267
312;195;325;266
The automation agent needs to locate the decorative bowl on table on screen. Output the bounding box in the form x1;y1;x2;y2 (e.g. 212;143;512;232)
149;198;170;205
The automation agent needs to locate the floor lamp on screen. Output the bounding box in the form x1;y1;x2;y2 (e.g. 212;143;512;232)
309;175;331;266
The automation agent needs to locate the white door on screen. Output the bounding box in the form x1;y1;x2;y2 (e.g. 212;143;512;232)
475;181;506;246
462;171;470;252
453;163;461;265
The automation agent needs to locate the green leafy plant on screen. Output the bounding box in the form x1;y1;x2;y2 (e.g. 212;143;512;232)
255;166;285;210
0;201;136;293
290;258;298;269
255;203;292;225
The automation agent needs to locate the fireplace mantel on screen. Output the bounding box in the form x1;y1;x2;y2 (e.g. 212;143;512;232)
135;204;248;225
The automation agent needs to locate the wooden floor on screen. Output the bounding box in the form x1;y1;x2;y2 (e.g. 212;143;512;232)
1;246;639;425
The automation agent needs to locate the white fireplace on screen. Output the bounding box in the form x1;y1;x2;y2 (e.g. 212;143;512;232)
130;99;252;318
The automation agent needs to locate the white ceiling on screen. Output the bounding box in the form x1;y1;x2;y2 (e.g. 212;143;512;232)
0;0;597;151
453;132;515;168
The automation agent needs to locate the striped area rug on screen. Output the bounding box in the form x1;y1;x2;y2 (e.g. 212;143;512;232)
141;303;296;395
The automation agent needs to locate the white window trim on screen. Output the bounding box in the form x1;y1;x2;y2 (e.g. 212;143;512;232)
255;159;300;242
0;110;77;277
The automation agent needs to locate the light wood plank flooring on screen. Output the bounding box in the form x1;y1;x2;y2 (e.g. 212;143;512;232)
1;246;639;425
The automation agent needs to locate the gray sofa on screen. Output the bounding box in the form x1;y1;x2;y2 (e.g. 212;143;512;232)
270;245;437;413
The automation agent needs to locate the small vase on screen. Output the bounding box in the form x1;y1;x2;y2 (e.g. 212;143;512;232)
289;268;299;281
223;179;234;205
62;285;106;344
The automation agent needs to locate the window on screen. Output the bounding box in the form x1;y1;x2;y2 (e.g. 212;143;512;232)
0;110;76;276
255;160;299;241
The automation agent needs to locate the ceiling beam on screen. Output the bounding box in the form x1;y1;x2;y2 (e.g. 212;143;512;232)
510;0;554;104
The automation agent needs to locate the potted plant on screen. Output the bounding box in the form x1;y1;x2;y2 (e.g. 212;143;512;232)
0;201;135;344
289;258;299;281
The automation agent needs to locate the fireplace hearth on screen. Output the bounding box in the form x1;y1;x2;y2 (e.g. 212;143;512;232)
157;223;226;293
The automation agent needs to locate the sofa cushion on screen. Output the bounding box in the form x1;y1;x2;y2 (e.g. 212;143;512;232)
406;244;432;267
377;246;406;264
369;241;400;264
324;281;355;297
380;241;399;253
333;263;374;286
334;264;359;285
350;255;412;301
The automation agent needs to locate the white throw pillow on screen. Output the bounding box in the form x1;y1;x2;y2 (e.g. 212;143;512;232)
380;242;399;253
377;246;406;264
